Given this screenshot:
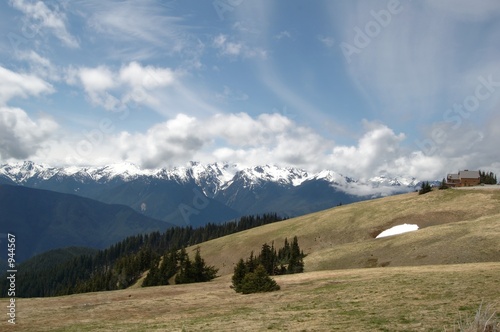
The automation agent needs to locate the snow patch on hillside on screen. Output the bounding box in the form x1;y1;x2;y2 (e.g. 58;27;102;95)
376;224;419;238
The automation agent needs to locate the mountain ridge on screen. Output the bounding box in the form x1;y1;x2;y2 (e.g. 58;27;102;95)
0;160;420;192
0;161;423;226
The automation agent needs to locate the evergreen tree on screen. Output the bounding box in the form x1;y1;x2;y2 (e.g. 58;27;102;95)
142;258;160;287
246;251;257;274
419;181;432;195
175;248;218;284
231;259;247;293
238;265;280;294
480;170;498;184
287;236;304;274
259;243;276;275
439;178;449;190
158;250;177;285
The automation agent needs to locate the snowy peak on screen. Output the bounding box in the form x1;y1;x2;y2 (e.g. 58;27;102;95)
366;175;418;188
0;161;57;183
311;170;348;185
234;165;309;188
0;161;423;196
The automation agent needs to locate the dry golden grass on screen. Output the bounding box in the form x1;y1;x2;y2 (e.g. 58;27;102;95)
193;188;500;276
3;263;499;331
2;188;499;331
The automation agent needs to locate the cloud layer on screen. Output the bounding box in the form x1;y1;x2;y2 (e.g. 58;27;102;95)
1;1;499;182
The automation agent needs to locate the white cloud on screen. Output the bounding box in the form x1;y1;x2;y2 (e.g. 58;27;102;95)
70;62;178;111
114;114;204;169
79;66;115;92
9;0;79;48
327;121;406;179
76;66;119;110
13;106;496;181
96;112;331;170
213;34;267;59
0;106;58;159
0;66;53;105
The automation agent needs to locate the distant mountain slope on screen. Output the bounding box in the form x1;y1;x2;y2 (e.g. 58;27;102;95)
191;188;500;276
0;185;172;261
16;247;98;273
0;161;420;226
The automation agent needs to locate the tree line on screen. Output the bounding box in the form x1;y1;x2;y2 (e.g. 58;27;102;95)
0;213;285;298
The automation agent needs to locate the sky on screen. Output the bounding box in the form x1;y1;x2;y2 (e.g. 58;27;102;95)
0;0;499;180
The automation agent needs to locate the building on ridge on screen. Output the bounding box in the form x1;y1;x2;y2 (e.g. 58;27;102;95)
446;170;480;187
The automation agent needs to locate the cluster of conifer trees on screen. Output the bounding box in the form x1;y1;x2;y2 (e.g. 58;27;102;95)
143;248;217;287
480;171;498;184
419;181;432;195
232;236;305;294
1;213;284;298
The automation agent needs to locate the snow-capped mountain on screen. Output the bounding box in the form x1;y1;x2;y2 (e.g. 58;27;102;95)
0;161;420;226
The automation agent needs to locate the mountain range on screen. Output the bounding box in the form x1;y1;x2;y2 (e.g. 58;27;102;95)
0;161;422;227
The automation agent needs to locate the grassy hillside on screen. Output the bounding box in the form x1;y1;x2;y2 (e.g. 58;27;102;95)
6;263;499;331
190;188;500;276
2;188;499;331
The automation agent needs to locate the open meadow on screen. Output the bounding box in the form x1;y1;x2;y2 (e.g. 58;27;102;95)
2;188;500;331
2;263;499;331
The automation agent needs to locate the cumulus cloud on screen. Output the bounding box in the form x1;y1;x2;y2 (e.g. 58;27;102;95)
69;62;178;111
20;106;494;181
9;0;79;48
0;66;53;105
112;114;203;169
0;66;58;161
327;122;405;179
80;112;328;170
0;107;58;159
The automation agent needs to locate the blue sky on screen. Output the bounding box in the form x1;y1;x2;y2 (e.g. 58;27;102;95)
0;0;499;180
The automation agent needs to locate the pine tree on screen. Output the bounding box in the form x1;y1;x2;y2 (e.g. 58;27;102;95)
246;251;257;274
158;250;177;285
231;258;247;292
287;236;304;274
174;248;218;284
142;258;160;287
259;243;275;275
238;265;280;294
439;178;449;190
419;181;432;195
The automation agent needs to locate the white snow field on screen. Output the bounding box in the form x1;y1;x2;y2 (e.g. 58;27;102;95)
376;224;419;238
